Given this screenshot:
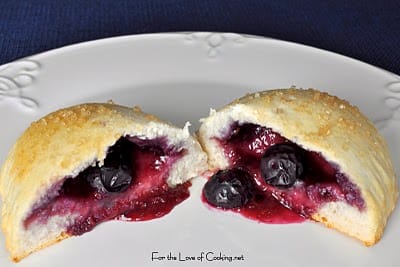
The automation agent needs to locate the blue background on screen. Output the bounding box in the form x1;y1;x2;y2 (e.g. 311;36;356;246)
0;0;399;75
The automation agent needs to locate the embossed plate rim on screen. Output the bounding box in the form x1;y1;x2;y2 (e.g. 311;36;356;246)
0;32;399;267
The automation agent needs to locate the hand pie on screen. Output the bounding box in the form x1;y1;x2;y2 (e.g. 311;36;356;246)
198;88;398;246
0;103;207;262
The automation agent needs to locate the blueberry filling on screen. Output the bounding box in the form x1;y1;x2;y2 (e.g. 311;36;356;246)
260;143;305;188
97;138;134;192
62;138;135;196
24;136;190;234
91;165;132;193
203;122;365;223
204;168;254;209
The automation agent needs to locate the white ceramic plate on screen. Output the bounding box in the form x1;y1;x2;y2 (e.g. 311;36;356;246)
0;32;399;267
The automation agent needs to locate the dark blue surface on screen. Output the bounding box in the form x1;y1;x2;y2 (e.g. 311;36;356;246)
0;0;399;75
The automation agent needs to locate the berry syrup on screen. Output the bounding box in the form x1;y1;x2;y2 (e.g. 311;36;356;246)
204;122;364;223
24;137;190;235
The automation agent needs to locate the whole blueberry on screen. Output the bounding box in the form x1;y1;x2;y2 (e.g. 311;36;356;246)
260;143;304;187
99;165;132;193
85;137;134;193
203;168;253;209
85;164;133;193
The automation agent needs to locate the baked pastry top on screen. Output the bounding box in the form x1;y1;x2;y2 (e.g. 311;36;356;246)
198;88;398;245
0;103;207;262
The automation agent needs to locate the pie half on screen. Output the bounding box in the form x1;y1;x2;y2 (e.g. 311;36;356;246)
0;103;207;262
198;88;398;245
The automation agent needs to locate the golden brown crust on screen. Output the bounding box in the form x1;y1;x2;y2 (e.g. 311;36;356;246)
0;103;143;261
0;102;207;261
198;88;398;245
